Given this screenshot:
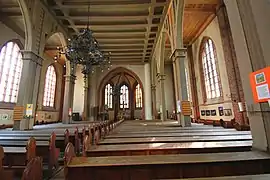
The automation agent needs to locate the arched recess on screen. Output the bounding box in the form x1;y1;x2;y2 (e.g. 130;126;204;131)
17;0;32;50
43;32;70;75
35;32;67;124
98;67;144;120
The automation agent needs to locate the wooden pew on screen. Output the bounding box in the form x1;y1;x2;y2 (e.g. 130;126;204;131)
99;135;252;145
3;137;37;177
1;132;60;177
65;150;270;180
106;131;251;138
168;174;270;180
86;140;252;157
1;145;43;180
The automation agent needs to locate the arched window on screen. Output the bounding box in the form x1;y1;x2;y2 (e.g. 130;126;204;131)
0;41;23;103
201;38;221;99
120;85;129;109
43;65;56;107
104;84;113;109
135;84;142;108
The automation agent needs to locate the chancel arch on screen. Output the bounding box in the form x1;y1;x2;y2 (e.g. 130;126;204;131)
98;67;144;120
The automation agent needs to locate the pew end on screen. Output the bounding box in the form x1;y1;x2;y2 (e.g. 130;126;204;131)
64;142;76;179
83;135;91;156
0;146;13;180
26;137;36;161
49;132;60;174
21;157;43;180
74;128;80;155
64;129;70;146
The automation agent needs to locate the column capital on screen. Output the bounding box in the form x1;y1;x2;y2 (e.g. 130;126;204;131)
20;50;43;66
64;74;76;84
170;48;187;62
151;84;156;90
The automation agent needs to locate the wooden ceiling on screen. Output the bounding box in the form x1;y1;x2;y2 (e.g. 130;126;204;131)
183;0;221;45
45;0;169;64
0;0;222;62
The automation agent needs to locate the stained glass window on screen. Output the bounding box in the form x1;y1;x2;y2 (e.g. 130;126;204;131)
104;84;113;108
43;65;56;107
120;85;129;109
0;41;23;103
135;84;142;108
201;38;221;99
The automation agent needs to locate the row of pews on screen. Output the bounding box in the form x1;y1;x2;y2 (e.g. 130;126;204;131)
0;119;123;180
62;120;270;180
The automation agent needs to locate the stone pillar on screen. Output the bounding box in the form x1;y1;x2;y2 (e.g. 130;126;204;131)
172;59;180;121
224;0;269;151
14;51;43;130
172;48;191;127
158;74;166;121
187;46;200;122
83;75;89;121
151;84;157;119
89;71;97;121
144;63;152;120
62;74;76;124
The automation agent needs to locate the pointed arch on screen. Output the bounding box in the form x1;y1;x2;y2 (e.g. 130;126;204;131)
17;0;32;50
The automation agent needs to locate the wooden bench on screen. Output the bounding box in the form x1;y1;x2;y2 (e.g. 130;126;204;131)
0;146;43;180
0;137;43;179
87;140;252;157
106;131;251;138
99;135;252;145
167;174;270;180
1;133;59;177
65;145;270;180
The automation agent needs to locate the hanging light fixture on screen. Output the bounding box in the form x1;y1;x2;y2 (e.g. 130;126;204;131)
64;0;111;76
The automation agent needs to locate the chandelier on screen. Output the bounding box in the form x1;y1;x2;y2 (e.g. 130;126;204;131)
62;0;111;76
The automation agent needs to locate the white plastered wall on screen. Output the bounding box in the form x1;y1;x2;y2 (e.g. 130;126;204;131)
191;16;234;121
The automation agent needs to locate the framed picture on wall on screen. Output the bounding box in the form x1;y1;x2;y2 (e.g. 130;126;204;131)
206;110;210;116
218;107;224;116
201;110;205;116
224;109;232;116
211;110;216;116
